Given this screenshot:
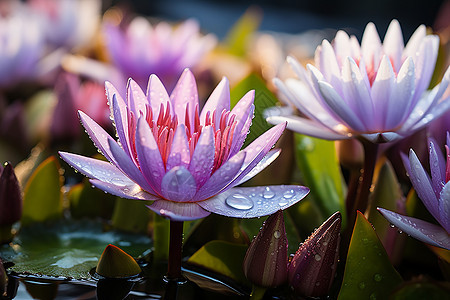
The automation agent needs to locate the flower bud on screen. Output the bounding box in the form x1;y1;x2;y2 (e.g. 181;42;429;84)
96;244;141;278
288;211;341;297
0;162;22;228
243;210;288;287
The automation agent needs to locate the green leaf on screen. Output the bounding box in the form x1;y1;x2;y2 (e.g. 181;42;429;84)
222;8;261;57
111;198;151;234
68;180;116;219
187;240;249;286
230;73;278;147
338;212;403;299
21;156;63;226
0;219;150;279
294;134;346;227
24;90;56;144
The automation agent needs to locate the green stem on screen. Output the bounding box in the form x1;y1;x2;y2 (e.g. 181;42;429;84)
166;220;184;281
250;285;267;300
153;214;170;262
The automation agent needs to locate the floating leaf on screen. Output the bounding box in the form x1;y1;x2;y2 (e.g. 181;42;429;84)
21;156;63;226
230;73;278;147
294;134;346;227
338;212;403;299
187;240;249;286
0;219;150;279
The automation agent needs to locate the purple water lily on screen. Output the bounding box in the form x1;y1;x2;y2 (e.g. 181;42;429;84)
266;19;450;143
59;69;309;221
378;136;450;250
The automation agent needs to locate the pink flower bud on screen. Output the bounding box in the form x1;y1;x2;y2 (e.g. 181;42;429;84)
288;212;341;297
0;162;22;226
243;210;288;287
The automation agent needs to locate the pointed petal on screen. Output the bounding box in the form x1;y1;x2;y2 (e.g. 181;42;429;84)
383;19;404;71
193;151;246;201
78;110;117;164
188;125;215;187
318;40;341;90
200;76;231;130
403;25;426;59
59;152;134;186
135;117;165;194
409;149;440;219
361;22;382;71
318;81;366;132
229;90;255;156
166;124;191;171
236;149;281;185
377;208;450;250
361;132;402;143
371;55;395;129
266;115;349;140
108;138;155;194
147;200;210;221
90;179;159;201
127;78;148;118
111;94;132;159
429;139;446;197
438;182;450;233
161;166;197;202
198;185;309;218
170;69;199;126
146;74;171;118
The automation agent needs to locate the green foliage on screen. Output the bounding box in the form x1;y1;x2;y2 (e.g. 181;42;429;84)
111;198;151;234
21;156;63;226
338;212;403;299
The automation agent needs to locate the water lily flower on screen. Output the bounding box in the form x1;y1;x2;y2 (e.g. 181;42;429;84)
0;4;44;87
103;17;217;88
288;212;341;297
378;136;450;250
243;210;288;288
266;19;450;144
59;69;309;221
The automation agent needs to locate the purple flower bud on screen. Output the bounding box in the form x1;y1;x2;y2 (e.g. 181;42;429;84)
243;210;288;287
288;212;341;297
0;162;22;226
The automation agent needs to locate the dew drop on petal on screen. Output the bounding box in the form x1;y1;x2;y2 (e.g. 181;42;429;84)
283;189;295;199
373;274;382;282
314;254;322;261
225;193;254;210
358;282;366;290
263;187;275;199
273;230;281;239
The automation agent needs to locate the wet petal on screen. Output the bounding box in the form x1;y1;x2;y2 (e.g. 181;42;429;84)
438;182;450;233
146;74;171;118
377;208;450;250
135;117;165;194
161;166;197;202
236;149;281;185
147;200;210;221
198;185;309;218
200;76;231;130
188;125;215;187
59;152;134;186
371;56;395;129
170;69;198;126
429;139;446;196
361;132;402;143
90;179;159;201
127;78;148;118
111;94;132;160
166;124;191;171
229;90;255;156
383;19;404;71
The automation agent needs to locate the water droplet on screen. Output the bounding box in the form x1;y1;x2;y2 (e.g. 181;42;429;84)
362;238;369;244
358;282;366;290
283;189;295;199
323;241;328;246
278;200;289;206
315;254;322;261
315;281;320;286
373;274;382;282
226;194;254;210
273;230;281;238
370;293;377;300
263;187;275;199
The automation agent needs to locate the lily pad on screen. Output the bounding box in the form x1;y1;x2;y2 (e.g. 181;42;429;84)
294;134;346;228
338;212;403;299
0;219;151;279
21;156;63;226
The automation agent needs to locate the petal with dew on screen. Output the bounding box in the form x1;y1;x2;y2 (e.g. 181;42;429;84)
229;90;255;156
429;139;446;197
199;185;309;218
170;69;198;127
236;149;281;185
361;132;402;143
438;182;450;233
135;117;166;194
127;78;148;118
111;94;132;160
318;40;341;89
90;179;159;201
161;166;197;202
166;124;191;171
59;152;134;187
200;76;231;130
409;149;440;219
188;125;215;187
146;74;171;118
383;20;404;71
108;138;156;194
377;208;450;250
147;200;210;221
371;56;395;129
193;151;246;201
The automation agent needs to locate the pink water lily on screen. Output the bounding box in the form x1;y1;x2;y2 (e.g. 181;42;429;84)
378;135;450;250
60;69;309;221
266;19;450;143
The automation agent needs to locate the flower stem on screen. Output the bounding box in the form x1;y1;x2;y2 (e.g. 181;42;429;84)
351;139;379;221
166;220;184;281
